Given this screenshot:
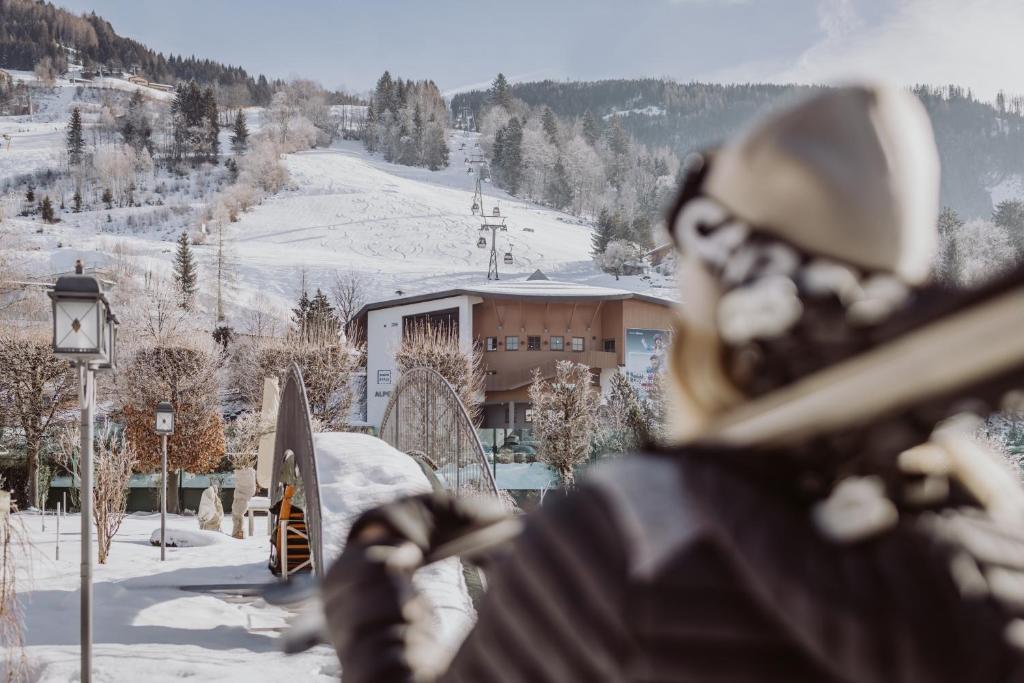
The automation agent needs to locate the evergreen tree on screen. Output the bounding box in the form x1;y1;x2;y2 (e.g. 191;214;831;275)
40;196;55;223
173;231;198;309
66;107;84;166
591;208;623;256
545;158;573;210
121;90;152;153
171;80;211;165
292;289;312;335
212;323;234;351
496;117;524;194
423;123;449;170
202;86;220;162
606;116;632;189
25;186;34;203
375;71;396;114
72;189;82;213
308;289;340;339
230;109;249;155
363;101;379;153
582;110;600;146
489;73;512;110
993;199;1024;255
254;75;273;106
937;206;965;282
101;188;113;209
629;214;653;249
542;107;559;146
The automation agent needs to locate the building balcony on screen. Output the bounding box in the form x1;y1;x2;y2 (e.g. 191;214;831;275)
483;350;618;391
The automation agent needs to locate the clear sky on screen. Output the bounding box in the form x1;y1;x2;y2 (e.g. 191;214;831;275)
54;0;1024;101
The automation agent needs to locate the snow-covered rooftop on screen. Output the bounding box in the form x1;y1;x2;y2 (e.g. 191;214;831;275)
356;274;675;319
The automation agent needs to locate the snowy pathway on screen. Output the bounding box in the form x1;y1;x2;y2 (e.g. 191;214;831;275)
15;511;338;682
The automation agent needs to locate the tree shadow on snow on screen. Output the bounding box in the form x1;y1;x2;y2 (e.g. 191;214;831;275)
20;563;280;653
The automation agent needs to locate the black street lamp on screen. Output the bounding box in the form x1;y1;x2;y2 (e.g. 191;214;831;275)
47;261;117;683
154;401;175;561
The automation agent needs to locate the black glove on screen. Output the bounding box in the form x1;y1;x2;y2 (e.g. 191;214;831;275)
321;493;514;683
347;492;511;562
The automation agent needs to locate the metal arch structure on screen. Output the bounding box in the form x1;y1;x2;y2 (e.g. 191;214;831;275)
379;367;499;497
268;363;326;577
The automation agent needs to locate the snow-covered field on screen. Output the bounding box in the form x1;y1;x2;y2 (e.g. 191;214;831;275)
12;434;477;682
15;511;340;682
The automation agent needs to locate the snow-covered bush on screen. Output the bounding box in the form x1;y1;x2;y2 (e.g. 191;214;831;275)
93;144;153;207
238;139;288;194
593;372;661;457
596;239;645;279
93;423;138;564
224;411;273;471
0;329;76;507
0;494;27;679
942;218;1017;286
206;181;261;223
230;334;360;431
118;340;226;512
394;324;484;423
528;361;599;487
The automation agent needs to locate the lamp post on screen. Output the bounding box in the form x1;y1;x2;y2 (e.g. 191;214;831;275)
47;261;117;683
154;401;175;561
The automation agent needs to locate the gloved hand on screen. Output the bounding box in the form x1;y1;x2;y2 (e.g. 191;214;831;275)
321;493;514;682
347;492;511;562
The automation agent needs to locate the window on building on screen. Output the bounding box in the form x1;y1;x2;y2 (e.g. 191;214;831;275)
485;337;498;351
571;337;585;352
505;336;519;351
550;336;564;351
603;339;616;352
402;308;459;338
527;335;541;351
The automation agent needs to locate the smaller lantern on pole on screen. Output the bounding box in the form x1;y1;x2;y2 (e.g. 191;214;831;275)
154;401;174;561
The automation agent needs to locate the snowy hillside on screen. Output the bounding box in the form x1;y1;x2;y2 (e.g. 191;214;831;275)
2;81;676;327
226;130;673;310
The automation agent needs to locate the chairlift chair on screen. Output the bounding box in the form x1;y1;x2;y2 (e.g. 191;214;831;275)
471;202;479;214
492;207;501;217
503;251;514;265
477;236;487;249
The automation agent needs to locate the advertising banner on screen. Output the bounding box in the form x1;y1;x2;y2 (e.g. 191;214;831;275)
625;328;669;398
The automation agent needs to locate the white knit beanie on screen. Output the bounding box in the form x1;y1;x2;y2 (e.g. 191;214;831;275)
702;84;940;284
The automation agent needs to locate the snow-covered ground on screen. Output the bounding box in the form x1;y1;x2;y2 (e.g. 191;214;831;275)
15;511;340;682
13;434;478;682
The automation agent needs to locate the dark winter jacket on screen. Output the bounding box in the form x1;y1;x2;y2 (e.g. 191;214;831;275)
328;448;1024;682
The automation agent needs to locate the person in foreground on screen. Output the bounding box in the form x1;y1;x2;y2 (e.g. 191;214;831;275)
321;84;1024;681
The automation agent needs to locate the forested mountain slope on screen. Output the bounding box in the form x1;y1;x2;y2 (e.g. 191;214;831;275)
0;0;278;103
452;79;1024;217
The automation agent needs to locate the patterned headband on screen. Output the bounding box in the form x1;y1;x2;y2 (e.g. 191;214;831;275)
668;157;913;346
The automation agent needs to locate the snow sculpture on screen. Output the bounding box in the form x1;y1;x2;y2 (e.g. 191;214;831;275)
231;467;257;539
197;485;223;531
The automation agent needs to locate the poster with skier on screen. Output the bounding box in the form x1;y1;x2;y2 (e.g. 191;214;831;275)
625;328;669;398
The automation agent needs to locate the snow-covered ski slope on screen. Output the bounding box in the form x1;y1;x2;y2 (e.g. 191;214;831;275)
1;83;676;322
228;130;673;309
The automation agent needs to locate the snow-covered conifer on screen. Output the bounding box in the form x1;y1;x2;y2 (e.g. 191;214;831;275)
173;231;198;309
230;109;249;155
528;360;598;487
66;107;84;166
